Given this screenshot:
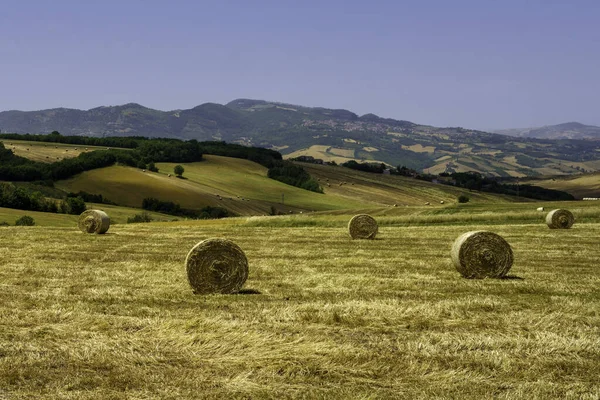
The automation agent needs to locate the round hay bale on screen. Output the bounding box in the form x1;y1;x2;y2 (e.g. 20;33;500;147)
440;200;445;204
546;209;574;229
348;214;378;240
451;231;513;279
536;207;545;212
185;238;248;294
78;210;110;234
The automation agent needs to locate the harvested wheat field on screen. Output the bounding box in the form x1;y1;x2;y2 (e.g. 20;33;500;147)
0;210;599;399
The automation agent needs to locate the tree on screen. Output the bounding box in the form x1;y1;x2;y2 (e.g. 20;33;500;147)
147;162;158;172
174;165;184;177
15;215;35;226
66;196;87;215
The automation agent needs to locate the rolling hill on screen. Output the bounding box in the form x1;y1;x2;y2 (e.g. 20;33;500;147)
493;122;600;140
3;100;600;177
522;172;600;199
54;154;516;217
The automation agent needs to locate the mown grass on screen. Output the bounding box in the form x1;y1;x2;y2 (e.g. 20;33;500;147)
0;205;599;399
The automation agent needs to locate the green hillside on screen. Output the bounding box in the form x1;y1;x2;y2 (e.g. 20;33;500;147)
55;155;519;217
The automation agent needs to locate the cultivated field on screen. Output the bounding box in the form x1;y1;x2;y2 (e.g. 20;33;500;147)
1;203;599;399
0;139;116;163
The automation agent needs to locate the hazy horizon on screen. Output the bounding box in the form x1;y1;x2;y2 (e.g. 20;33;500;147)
2;0;599;130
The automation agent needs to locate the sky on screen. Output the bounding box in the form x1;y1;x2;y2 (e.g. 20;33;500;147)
1;0;599;130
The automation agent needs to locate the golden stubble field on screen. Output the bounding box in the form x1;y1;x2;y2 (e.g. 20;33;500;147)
0;212;599;399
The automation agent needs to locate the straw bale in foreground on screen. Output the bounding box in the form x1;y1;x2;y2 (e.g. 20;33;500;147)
451;231;513;279
185;238;248;294
348;214;378;240
78;210;110;234
545;209;574;229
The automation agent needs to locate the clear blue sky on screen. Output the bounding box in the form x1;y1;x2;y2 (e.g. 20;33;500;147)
1;0;599;130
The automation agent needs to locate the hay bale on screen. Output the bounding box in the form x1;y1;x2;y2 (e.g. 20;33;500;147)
440;200;445;204
546;209;574;229
185;238;248;294
348;214;378;240
451;231;513;279
78;210;110;234
536;207;545;212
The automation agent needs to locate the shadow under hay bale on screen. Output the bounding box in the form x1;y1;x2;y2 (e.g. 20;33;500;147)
185;238;248;294
348;214;378;240
546;209;574;229
78;210;110;234
236;288;262;295
451;231;514;279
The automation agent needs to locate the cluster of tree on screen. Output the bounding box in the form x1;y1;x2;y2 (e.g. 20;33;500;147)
141;197;231;219
0;183;86;214
267;162;322;193
0;131;140;148
446;172;574;201
196;141;282;167
67;191;115;205
342;160;387;174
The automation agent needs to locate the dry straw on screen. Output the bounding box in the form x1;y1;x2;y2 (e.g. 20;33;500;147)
78;210;110;234
546;209;574;229
185;238;248;294
451;231;514;279
348;214;378;240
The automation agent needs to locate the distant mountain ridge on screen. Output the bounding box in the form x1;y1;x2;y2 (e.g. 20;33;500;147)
493;122;600;140
2;99;600;177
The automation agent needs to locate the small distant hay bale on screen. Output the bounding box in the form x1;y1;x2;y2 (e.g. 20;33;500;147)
536;207;545;212
546;209;574;229
451;231;513;279
78;210;110;234
425;202;430;205
393;204;398;207
348;214;378;240
440;200;445;204
185;238;248;294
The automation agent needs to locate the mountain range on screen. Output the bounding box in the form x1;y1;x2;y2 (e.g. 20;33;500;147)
2;99;600;177
492;122;600;140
